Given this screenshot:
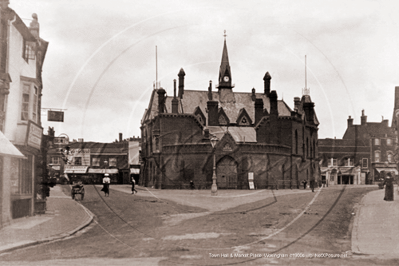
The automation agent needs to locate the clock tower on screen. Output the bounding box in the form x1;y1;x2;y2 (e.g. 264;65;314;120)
218;31;232;90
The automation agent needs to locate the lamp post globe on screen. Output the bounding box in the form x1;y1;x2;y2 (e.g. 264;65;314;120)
210;136;218;196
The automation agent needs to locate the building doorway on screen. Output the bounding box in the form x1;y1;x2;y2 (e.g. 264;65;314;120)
216;156;237;189
338;175;353;184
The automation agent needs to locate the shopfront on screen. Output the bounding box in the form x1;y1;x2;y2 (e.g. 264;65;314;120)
88;168;119;184
11;121;43;219
0;131;28;227
64;165;89;184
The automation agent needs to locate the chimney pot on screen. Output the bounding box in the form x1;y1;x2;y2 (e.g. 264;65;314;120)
29;13;40;39
263;72;271;96
178;68;185;98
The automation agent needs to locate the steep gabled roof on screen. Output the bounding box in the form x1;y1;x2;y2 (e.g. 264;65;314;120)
163;90;291;124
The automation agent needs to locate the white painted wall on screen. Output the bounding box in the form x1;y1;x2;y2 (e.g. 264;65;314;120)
4;22;37;143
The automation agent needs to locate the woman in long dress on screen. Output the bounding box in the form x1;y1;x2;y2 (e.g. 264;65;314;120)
383;173;394;201
101;174;110;197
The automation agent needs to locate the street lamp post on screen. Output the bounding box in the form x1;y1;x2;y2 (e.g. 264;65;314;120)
210;136;218;196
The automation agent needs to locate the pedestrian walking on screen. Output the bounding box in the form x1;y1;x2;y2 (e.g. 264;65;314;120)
101;174;110;197
302;180;307;190
383;173;394;201
131;177;137;194
190;180;195;190
310;179;315;192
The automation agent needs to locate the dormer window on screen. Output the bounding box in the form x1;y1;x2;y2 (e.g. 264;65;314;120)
236;108;252;126
218;108;229;126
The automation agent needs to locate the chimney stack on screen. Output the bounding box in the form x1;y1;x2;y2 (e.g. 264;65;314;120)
172;79;178;113
263;72;271;96
303;102;315;124
119;133;123;142
361;109;367;125
207;101;219;126
157;87;166;114
347;116;353;127
29;13;40;39
294;97;301;111
208;80;213;101
251;88;256;101
269;90;278;117
178;68;185;98
395;86;399;110
255;98;264;125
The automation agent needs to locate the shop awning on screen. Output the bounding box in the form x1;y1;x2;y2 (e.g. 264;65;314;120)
0;131;26;159
376;168;398;175
338;167;354;174
51;165;60;171
64;166;89;174
88;168;119;174
130;168;140;174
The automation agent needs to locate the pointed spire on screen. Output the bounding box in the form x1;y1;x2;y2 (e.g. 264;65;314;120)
302;55;310;96
218;30;232;89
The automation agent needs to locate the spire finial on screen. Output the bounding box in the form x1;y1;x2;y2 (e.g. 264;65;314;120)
224;30;227;40
302;55;310;96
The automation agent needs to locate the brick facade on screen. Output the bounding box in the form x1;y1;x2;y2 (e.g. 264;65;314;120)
140;38;319;190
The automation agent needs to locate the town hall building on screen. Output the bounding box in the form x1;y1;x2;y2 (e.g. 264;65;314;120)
140;37;320;189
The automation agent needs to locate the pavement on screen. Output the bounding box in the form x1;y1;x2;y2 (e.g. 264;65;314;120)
0;185;94;254
352;185;399;258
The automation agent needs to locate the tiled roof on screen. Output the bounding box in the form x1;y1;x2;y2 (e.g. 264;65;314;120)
343;123;394;139
145;89;293;123
208;126;257;143
67;142;127;154
319;138;369;147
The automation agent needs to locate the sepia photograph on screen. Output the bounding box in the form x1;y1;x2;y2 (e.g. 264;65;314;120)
1;0;399;265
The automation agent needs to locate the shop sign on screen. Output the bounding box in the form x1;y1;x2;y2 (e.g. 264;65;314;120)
26;120;43;150
48;110;64;122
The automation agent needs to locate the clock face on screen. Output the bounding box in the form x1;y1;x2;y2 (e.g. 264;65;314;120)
223;76;229;82
396;109;399;118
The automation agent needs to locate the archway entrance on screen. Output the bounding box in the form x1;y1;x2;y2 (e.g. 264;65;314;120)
216;156;237;189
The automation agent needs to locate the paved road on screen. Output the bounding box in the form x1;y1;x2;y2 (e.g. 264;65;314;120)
0;185;383;265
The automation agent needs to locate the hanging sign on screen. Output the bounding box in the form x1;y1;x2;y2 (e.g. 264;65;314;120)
26;120;43;150
48;110;64;122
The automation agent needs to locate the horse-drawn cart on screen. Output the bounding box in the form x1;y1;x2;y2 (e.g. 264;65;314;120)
71;181;85;200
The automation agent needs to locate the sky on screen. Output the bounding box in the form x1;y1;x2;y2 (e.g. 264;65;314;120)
11;0;399;142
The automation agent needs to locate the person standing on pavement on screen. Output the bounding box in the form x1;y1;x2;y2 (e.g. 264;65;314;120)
383;173;395;201
131;176;137;194
101;174;110;197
